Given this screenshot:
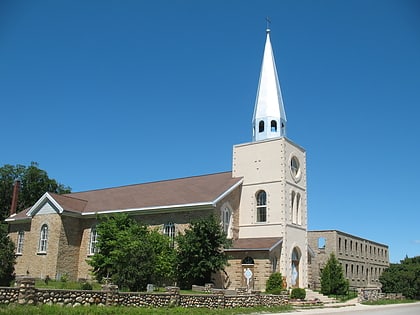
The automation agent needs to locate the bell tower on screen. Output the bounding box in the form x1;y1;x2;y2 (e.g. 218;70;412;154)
233;28;308;288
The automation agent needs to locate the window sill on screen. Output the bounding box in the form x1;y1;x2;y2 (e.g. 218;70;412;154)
15;253;22;256
37;252;47;255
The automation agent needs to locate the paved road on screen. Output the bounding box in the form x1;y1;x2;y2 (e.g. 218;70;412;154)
267;302;420;315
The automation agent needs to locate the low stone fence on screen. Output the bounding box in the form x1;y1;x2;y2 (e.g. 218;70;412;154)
0;287;19;304
358;287;405;302
0;278;289;309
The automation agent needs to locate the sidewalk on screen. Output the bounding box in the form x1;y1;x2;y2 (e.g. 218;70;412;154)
268;300;420;314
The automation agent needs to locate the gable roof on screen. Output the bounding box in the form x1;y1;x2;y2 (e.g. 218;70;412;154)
6;172;243;221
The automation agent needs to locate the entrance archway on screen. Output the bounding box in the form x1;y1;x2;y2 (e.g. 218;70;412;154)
291;247;301;288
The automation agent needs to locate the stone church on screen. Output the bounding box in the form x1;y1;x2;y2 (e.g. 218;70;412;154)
6;28;309;291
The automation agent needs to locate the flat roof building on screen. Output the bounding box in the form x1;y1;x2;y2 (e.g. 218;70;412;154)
308;230;389;290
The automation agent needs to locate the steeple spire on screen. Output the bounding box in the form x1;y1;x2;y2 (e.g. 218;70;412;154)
252;28;287;141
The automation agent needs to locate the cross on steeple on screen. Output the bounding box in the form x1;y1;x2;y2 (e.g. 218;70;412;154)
266;17;271;31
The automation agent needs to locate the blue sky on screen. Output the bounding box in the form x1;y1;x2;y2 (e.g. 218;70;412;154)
1;0;419;263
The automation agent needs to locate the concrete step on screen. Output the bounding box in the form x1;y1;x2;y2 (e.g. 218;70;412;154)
305;289;338;304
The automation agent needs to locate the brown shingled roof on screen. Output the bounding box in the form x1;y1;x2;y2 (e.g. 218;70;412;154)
7;172;242;221
59;172;241;214
226;237;283;252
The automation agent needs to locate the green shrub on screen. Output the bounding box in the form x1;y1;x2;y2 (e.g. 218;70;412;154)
290;288;306;300
60;273;69;283
265;272;283;294
80;282;93;290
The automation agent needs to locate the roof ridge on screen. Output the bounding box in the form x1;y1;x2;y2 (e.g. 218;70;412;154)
69;171;232;194
50;192;88;203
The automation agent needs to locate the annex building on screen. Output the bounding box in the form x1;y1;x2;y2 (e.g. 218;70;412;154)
6;28;388;292
308;230;389;289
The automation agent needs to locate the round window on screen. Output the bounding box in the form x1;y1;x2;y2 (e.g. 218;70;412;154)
290;156;301;181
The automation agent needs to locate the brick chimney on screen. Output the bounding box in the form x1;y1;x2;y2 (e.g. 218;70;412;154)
10;179;20;216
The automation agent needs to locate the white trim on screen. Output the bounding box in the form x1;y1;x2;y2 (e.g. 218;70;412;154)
82;202;213;216
212;179;243;206
26;192;63;217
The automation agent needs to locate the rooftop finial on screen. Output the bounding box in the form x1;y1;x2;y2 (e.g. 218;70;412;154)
266;17;271;33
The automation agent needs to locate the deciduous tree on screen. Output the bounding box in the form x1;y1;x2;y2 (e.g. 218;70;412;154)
0;223;16;286
89;214;176;291
0;162;71;221
380;256;420;299
176;215;231;289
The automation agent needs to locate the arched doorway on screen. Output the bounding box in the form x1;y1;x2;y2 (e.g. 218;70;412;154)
241;256;254;290
291;247;301;288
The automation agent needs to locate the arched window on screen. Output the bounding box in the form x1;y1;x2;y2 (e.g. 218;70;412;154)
259;120;264;133
271;120;277;132
89;226;99;255
222;207;231;236
291;191;296;223
291;248;301;287
38;224;48;253
16;231;24;254
291;191;301;225
256;190;267;222
296;193;301;225
242;256;254;265
271;257;278;272
164;222;176;246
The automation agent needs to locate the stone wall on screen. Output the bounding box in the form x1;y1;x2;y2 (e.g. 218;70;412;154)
0;287;19;304
0;280;289;309
357;287;405;302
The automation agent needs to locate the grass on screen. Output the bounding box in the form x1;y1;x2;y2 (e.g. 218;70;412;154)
34;279;101;291
0;304;293;315
362;299;417;305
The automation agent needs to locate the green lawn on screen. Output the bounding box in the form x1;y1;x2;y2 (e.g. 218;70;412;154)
34;279;102;291
0;304;293;315
362;299;417;305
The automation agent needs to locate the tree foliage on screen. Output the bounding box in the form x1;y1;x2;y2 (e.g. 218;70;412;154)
0;162;71;221
176;215;231;289
0;223;16;286
320;253;349;296
380;256;420;299
89;214;176;291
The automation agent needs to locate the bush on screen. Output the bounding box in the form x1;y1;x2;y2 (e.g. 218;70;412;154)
291;288;306;300
80;282;93;290
265;272;283;294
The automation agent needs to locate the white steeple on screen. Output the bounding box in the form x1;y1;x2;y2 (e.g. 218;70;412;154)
252;28;287;141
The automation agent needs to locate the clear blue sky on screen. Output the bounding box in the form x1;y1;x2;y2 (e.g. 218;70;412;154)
1;0;419;263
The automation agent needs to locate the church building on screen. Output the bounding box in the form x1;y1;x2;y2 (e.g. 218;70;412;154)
6;28;309;291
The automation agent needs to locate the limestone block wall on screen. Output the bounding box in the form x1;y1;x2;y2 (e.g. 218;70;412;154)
13;214;62;279
56;216;83;281
222;253;274;291
308;230;389;289
77;218;98;280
